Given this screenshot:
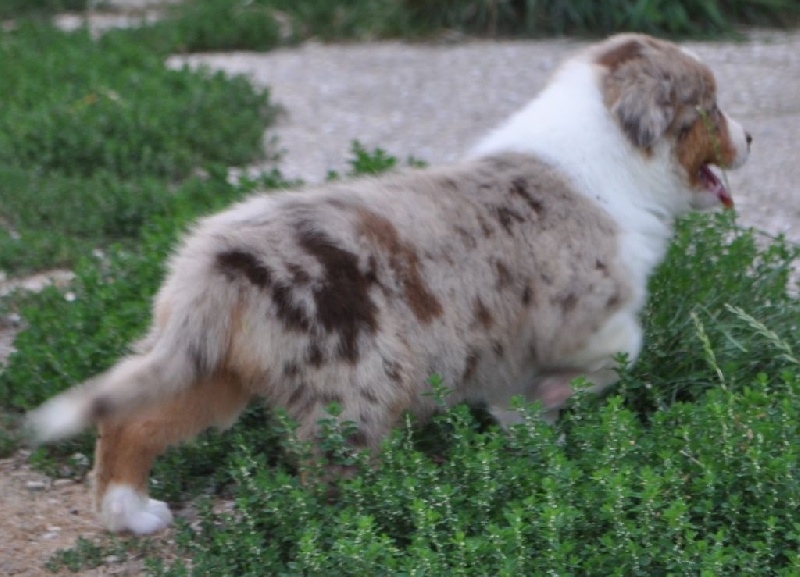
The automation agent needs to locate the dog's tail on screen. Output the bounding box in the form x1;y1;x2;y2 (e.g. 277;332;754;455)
26;300;229;443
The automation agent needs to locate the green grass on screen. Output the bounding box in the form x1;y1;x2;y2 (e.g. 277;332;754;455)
0;22;277;274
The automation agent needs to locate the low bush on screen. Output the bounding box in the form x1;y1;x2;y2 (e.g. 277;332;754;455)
0;23;277;181
5;148;797;574
631;211;800;414
0;0;87;19
108;0;800;54
0;22;278;274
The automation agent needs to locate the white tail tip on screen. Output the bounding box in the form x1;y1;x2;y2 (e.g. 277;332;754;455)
26;393;88;443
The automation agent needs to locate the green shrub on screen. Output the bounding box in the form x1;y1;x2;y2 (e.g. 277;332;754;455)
0;168;170;274
113;0;412;54
112;0;800;53
631;212;800;414
0;0;87;19
146;367;800;576
0;23;277;181
4;147;799;574
0;22;278;274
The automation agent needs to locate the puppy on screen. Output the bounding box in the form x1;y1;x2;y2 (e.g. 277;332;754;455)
28;33;750;534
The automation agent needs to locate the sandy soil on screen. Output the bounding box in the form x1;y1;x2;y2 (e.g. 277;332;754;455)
0;451;163;576
1;24;798;576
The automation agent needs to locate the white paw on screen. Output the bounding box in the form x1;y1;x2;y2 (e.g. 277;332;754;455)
101;484;173;534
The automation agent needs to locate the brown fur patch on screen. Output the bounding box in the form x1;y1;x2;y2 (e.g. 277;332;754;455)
348;430;369;448
495;261;513;289
320;391;343;405
216;249;272;288
463;350;480;382
558;293;578;313
606;291;622;311
297;228;379;363
521;285;533;306
509;177;545;215
272;281;310;331
492;340;504;358
360;387;380;404
473;298;494;329
283;362;300;377
286;262;311;284
492;205;526;234
676;112;737;185
357;208;443;324
287;382;312;409
308;340;324;367
596;38;643;70
382;358;403;383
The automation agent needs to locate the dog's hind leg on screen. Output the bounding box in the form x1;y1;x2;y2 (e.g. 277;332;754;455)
93;374;251;534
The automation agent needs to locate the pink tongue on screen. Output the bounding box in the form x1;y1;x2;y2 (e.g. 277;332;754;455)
700;165;733;209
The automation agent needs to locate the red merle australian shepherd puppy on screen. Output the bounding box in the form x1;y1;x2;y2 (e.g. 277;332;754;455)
29;34;751;534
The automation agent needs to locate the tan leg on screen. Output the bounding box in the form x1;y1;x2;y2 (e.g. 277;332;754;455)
93;374;251;534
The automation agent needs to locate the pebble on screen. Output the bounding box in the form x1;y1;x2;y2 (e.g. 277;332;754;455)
25;480;48;491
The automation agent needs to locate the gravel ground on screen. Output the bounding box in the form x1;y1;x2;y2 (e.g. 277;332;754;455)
2;30;799;575
172;30;800;245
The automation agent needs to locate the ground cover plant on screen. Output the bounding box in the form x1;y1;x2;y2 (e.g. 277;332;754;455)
0;21;277;274
4;148;799;573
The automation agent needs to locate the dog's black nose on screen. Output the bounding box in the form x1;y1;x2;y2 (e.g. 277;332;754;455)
746;132;753;146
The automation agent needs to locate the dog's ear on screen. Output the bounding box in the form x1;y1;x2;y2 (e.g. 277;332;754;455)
598;38;676;149
611;75;674;149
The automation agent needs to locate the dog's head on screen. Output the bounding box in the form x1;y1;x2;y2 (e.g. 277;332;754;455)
593;34;751;210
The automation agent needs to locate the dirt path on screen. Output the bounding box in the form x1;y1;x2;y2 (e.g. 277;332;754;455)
0;451;160;576
1;29;799;576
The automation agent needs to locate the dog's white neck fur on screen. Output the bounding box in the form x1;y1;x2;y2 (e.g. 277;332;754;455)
470;58;693;303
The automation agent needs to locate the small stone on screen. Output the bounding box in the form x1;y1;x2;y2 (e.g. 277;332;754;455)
71;453;89;467
26;480;48;491
105;555;120;564
53;479;74;488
